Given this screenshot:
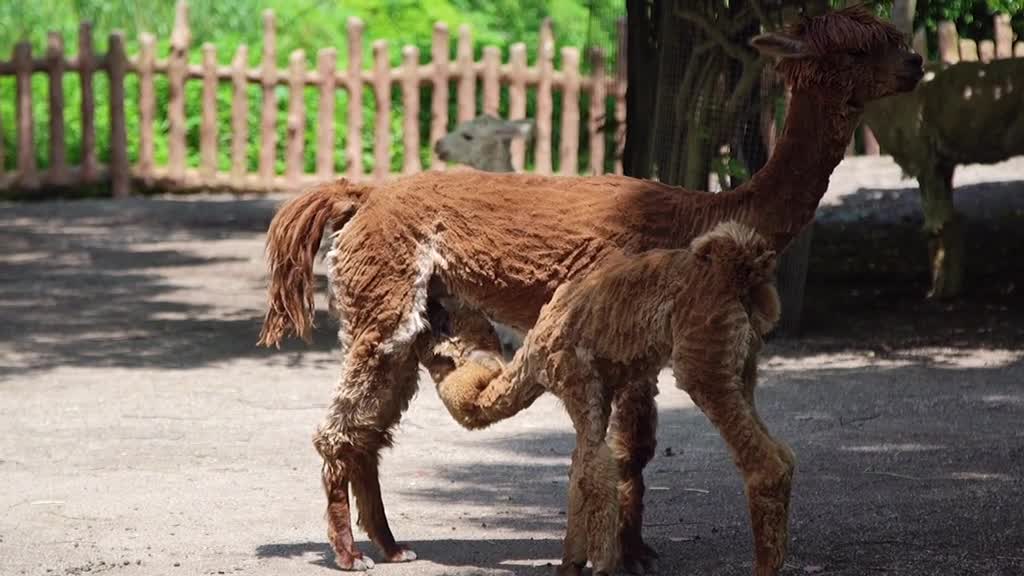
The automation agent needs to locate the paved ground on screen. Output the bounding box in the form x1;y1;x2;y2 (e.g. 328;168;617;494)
2;157;1023;576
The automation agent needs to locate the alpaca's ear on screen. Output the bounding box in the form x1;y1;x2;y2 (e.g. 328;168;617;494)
494;120;532;139
692;236;716;265
750;33;809;58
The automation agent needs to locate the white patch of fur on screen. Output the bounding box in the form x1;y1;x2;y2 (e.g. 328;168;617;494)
381;237;447;355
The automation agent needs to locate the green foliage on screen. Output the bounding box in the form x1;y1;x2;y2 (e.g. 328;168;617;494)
915;0;1024;47
0;0;624;180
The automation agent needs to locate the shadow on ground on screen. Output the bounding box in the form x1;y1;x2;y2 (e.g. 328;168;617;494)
0;196;339;379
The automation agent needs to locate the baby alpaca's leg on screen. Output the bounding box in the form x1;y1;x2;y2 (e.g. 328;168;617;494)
556;353;620;575
675;321;794;576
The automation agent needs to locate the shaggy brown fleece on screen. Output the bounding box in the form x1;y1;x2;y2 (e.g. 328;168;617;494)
257;7;922;572
433;222;788;575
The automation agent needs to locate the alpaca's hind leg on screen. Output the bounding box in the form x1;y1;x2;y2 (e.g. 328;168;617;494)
608;377;660;574
314;339;420;570
678;351;794;576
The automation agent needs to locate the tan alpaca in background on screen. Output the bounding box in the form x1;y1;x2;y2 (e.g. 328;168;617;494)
258;8;922;571
435;222;787;575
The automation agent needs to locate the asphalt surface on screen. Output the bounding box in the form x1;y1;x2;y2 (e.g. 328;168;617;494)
2;157;1022;576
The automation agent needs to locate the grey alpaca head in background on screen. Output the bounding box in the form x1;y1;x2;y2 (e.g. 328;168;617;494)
434;115;533;173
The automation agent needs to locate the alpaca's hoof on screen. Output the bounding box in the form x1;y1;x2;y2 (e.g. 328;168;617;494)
386;548;417;562
622;541;659;574
554;561;585;576
336;551;375;571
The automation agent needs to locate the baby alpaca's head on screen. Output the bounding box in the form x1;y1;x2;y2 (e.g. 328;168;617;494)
433;115;533;173
691;222;780;335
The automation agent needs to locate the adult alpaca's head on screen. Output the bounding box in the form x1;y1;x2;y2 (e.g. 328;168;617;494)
751;6;924;109
434;115;533;173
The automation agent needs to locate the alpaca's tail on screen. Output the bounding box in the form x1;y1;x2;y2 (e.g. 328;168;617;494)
692;221;781;335
258;179;369;348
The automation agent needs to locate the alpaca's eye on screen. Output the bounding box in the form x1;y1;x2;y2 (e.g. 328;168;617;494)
462;133;473;141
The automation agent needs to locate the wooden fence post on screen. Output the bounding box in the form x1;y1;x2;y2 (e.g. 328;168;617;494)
230;45;249;186
937;21;960;65
482;46;500;117
168;0;190;182
402;45;422;174
430;23;450;168
372;40;391;179
200;43;218;178
508;43;527;172
346;17;364;179
138;33;156;183
535;19;554;174
588;47;606;175
259;10;278;181
108;32;130;197
14;42;38;188
994;14;1013;59
559;47;579;175
959;39;978;62
285;50;306;180
614;18;627;174
46;32;67;182
456;25;475;122
979;40;995;63
79;22;97;181
316;48;337;179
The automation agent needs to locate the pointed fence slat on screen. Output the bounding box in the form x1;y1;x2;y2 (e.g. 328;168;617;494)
285;50;306;180
168;2;190;182
508;43;528;172
402;45;422;174
430;23;450;168
938;21;960;65
959;39;978;62
138;33;156;182
230;45;249;186
614;18;627;174
108;32;129;197
346;17;364;179
15;42;38;188
534;19;554;174
259;10;277;180
559;47;579;176
46;33;67;180
316;48;337;178
994;14;1013;59
588;47;606;175
79;22;97;180
979;40;995;63
200;43;218;177
482;46;500;116
372;41;391;179
456;25;475;123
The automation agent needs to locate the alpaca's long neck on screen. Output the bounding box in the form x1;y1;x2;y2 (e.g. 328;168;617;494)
712;90;861;251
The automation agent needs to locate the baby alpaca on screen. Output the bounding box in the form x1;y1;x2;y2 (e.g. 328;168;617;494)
436;222;792;576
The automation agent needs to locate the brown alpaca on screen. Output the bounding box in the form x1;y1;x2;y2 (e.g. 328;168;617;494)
257;8;921;571
434;222;787;575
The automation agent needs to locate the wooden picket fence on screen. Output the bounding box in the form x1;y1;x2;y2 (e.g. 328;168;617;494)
0;1;627;196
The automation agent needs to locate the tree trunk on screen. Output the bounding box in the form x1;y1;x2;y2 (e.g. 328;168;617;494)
920;159;964;298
